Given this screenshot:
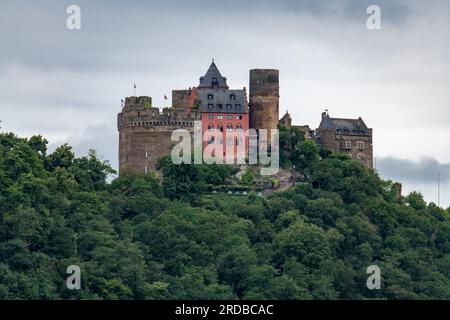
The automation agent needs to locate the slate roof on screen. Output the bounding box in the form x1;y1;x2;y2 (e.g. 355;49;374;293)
198;89;248;114
198;61;229;89
319;113;370;135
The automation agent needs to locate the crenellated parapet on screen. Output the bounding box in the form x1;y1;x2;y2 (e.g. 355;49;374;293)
118;96;200;130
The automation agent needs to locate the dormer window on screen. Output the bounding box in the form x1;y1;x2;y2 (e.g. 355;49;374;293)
207;94;214;100
235;104;241;110
226;104;232;110
217;104;223;110
211;77;218;86
208;103;214;109
230;94;236;100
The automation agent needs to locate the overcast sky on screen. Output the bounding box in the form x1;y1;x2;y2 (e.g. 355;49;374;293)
0;0;449;207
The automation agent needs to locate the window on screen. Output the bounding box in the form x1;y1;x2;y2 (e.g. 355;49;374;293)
226;115;233;120
207;123;214;130
217;124;223;132
207;94;214;100
236;138;243;146
236;115;243;120
357;153;365;160
226;104;232;110
208;114;214;120
208;136;215;144
217;115;223;120
235;104;241;109
356;141;365;150
217;104;223;110
236;124;243;132
208;103;214;109
344;141;352;149
230;94;236;100
226;124;234;131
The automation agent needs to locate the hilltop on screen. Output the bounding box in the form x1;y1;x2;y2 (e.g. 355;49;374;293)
0;131;449;299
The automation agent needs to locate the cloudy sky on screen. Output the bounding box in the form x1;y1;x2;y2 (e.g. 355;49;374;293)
0;0;449;207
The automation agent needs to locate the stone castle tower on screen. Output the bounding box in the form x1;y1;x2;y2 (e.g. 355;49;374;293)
249;69;280;135
117;96;199;174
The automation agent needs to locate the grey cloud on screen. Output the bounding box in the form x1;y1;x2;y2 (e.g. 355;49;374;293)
56;121;118;170
0;0;422;74
377;156;450;184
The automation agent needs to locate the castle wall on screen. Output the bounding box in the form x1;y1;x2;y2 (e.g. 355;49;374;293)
118;96;199;175
172;88;198;110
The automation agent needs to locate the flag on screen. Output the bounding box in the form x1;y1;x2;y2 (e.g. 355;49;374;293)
164;94;168;100
134;83;136;89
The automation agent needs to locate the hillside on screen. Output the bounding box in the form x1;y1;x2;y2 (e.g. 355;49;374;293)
0;131;449;300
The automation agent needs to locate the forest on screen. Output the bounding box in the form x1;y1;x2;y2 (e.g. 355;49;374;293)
0;128;449;300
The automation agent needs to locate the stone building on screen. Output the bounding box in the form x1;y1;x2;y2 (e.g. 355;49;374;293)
279;111;314;140
117;96;199;174
315;112;373;168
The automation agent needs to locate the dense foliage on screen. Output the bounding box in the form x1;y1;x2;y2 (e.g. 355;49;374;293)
0;132;449;300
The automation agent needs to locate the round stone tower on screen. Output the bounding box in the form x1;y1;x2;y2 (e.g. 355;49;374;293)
249;69;279;133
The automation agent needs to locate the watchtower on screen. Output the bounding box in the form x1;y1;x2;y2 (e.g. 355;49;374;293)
249;69;280;135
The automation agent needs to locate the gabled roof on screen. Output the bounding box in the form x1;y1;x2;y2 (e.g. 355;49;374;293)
198;61;229;89
319;113;369;133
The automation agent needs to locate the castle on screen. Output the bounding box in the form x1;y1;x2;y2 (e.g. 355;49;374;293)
117;61;373;174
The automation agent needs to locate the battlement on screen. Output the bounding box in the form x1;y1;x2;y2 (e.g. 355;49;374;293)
122;96;153;110
118;96;200;130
